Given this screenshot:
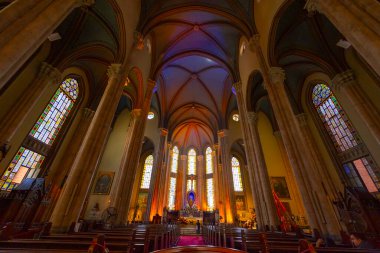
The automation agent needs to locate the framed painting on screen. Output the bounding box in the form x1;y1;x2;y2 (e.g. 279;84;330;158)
235;196;246;211
93;171;115;195
271;176;291;199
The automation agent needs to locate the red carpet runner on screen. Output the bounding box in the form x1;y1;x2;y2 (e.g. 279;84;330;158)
177;236;205;246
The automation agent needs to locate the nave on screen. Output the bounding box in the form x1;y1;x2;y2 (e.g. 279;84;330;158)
1;0;380;252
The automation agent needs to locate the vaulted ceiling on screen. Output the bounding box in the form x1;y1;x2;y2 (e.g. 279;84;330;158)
270;0;348;113
139;0;254;149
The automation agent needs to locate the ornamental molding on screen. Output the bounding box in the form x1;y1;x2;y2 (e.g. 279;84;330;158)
39;62;62;84
107;64;123;79
332;70;356;91
269;67;286;84
304;0;320;14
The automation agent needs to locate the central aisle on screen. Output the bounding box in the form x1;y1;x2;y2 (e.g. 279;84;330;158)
177;236;205;246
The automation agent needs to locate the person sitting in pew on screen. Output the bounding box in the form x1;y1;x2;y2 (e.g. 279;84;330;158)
315;236;336;248
350;232;376;249
88;234;109;253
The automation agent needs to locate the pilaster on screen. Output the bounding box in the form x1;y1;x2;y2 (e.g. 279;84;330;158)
51;63;124;231
333;70;380;145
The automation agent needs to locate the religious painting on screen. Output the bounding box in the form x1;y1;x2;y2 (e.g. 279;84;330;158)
93;171;114;195
187;191;196;208
235;196;246;211
271;176;291;199
137;192;148;210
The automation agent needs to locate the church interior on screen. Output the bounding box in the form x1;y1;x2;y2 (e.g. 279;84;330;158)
1;0;380;252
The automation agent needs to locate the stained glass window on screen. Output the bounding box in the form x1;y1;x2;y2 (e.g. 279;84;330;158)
353;158;379;192
206;147;213;174
187;179;196;192
30;78;79;145
168;177;176;210
168;146;179;210
312;83;379;193
205;147;214;209
206;178;215;210
188;149;196;175
0;147;45;191
312;84;357;152
0;77;79;192
140;155;154;189
171;146;179;173
232;157;243;192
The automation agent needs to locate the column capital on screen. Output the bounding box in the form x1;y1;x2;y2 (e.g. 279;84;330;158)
269;67;286;84
197;155;204;161
247;111;258;125
180;155;187;161
160;128;168;136
295;113;308;127
134;31;144;50
232;81;242;92
248;34;261;52
107;64;123;79
304;0;320;14
273;130;282;139
82;108;95;119
217;129;228;138
76;0;95;7
147;79;157;95
332;69;356;91
39;62;62;84
131;108;142;118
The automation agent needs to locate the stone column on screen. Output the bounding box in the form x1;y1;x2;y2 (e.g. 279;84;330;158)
41;108;94;222
247;111;279;229
305;0;380;77
211;147;219;211
157;141;170;215
50;64;124;231
197;155;205;210
179;154;187;209
273;131;305;218
115;79;156;223
332;70;380;145
249;35;322;233
217;130;235;223
149;128;168;218
0;0;94;91
161;142;172;211
0;62;61;159
295;114;343;234
108;109;141;208
339;0;380;36
232;81;266;230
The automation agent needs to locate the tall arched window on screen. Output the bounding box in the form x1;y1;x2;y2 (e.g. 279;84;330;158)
168;146;179;210
0;78;80;191
231;157;243;192
187;149;196;192
312;83;379;193
140;155;154;189
205;147;215;210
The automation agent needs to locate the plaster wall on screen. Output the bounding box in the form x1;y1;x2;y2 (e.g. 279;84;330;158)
257;111;304;217
84;108;131;219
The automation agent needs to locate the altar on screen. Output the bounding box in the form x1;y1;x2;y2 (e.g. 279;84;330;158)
164;190;218;224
